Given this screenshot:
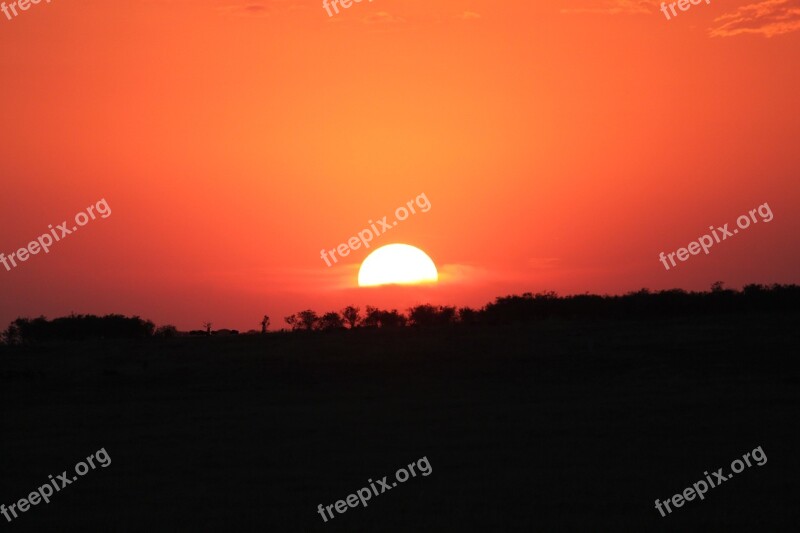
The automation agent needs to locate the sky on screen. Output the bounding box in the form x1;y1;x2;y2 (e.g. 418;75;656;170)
1;0;799;331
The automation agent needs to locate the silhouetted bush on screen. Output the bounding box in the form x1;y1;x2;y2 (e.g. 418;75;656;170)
154;325;178;338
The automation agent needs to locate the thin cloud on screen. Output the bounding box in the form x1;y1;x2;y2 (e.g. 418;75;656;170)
457;11;482;20
560;0;657;15
208;0;307;17
363;11;406;24
710;0;800;37
528;258;561;270
216;3;270;17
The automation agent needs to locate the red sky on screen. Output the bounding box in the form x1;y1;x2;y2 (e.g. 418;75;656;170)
1;0;799;330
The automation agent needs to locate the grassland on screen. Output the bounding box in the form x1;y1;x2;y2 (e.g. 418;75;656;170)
1;313;798;531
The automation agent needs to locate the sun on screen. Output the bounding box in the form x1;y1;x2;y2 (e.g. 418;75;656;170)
358;244;438;287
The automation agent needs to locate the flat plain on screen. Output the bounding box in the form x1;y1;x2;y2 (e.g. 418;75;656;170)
2;313;798;531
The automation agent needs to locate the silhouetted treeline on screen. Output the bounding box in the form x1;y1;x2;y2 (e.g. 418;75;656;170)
3;314;155;344
478;284;800;324
284;284;800;331
3;284;798;344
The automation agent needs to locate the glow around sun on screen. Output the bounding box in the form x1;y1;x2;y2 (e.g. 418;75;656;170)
357;244;438;287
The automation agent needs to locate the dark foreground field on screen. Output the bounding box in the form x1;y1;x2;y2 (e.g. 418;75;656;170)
2;314;799;532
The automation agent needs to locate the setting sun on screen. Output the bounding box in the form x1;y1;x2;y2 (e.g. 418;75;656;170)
357;244;438;287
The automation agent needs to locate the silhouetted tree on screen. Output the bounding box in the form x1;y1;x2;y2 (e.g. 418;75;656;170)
2;322;20;345
381;309;407;328
743;283;767;295
363;306;406;328
407;304;437;327
457;306;479;325
298;310;319;331
363;306;381;328
438;306;457;325
483;291;562;323
408;305;457;327
318;312;345;331
202;322;212;335
261;315;270;334
341;306;361;329
285;310;319;331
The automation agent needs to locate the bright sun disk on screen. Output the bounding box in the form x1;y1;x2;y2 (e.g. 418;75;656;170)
357;244;438;287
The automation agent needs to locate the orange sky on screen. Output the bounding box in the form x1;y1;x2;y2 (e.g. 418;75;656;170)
1;0;799;330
